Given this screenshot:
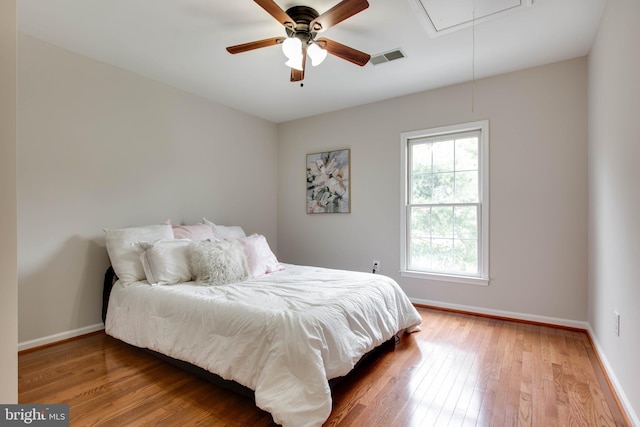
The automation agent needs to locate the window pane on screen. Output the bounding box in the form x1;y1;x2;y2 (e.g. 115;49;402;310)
411;143;433;174
455;137;478;171
409;236;430;270
410;143;432;204
409;207;431;270
432;139;454;172
410;207;431;236
454;238;478;274
431;206;453;238
411;172;432;204
432;172;454;203
454;170;478;203
431;238;454;271
454;206;478;239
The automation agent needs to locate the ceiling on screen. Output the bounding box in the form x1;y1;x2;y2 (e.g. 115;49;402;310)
17;0;606;123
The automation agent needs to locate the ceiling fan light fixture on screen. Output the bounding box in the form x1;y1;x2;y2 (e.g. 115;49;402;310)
307;42;327;66
282;37;302;59
285;55;304;71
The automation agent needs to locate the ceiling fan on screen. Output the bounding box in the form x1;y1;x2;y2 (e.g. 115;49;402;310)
226;0;371;83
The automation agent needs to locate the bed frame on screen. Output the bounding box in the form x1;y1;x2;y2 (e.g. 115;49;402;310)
102;266;397;400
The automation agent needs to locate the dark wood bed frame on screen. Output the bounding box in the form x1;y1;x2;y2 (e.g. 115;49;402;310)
102;266;398;401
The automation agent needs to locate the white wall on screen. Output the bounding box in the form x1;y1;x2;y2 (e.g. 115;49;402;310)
17;35;279;344
278;57;588;324
0;0;18;404
588;0;640;423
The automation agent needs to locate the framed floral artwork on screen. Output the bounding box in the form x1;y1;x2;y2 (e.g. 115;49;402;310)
306;149;350;214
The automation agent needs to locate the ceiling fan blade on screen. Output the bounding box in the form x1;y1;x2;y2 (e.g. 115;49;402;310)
254;0;296;29
290;49;307;82
310;0;369;33
226;37;284;54
317;37;370;66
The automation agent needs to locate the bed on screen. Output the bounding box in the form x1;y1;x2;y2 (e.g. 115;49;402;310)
103;222;422;427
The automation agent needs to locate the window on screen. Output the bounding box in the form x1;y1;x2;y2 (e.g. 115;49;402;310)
400;121;489;285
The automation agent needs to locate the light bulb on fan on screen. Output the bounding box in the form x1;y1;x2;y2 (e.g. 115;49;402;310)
307;43;327;66
282;37;302;59
285;54;304;71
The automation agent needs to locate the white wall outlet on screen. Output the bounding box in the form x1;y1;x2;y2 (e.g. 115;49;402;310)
614;311;620;336
372;260;380;273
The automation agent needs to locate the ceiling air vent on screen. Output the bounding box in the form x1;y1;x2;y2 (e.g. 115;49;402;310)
370;49;406;66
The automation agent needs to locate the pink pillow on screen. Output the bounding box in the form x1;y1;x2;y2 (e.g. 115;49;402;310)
242;234;284;278
171;223;215;241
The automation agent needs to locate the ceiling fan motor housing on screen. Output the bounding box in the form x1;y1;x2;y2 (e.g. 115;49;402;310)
285;6;320;44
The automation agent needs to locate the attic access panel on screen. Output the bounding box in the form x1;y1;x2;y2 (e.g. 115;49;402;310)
410;0;533;37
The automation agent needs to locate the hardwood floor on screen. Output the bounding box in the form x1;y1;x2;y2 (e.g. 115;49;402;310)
19;307;629;426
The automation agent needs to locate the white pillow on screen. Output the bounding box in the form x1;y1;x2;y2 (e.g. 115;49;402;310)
189;239;249;286
202;217;246;240
136;240;193;285
105;224;173;285
242;234;284;278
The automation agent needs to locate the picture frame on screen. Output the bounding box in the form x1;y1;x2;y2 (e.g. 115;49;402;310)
306;149;350;214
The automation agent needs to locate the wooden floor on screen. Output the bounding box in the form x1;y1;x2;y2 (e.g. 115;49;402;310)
19;307;629;426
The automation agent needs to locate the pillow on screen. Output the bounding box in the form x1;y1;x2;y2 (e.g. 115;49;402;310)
171;223;215;241
202;217;246;240
189;239;249;286
105;224;173;285
242;234;284;278
136;240;193;285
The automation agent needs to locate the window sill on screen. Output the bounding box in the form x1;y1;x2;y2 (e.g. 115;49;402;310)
400;270;489;286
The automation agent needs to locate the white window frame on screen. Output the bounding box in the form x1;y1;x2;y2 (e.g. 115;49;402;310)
400;120;489;286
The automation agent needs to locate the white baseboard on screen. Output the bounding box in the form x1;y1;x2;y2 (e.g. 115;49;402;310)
587;325;640;427
411;297;590;329
18;323;104;352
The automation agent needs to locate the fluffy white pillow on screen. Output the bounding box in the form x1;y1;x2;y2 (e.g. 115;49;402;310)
105;224;173;284
202;217;246;240
136;240;193;285
242;234;284;278
189;239;249;286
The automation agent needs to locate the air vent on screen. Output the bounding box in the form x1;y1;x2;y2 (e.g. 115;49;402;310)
370;49;406;65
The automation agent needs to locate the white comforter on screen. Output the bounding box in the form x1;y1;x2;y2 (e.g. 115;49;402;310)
105;264;422;427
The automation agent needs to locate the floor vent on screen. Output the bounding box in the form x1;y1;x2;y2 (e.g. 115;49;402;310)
370;49;406;65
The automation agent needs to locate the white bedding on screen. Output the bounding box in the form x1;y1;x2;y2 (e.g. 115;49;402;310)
105;264;422;427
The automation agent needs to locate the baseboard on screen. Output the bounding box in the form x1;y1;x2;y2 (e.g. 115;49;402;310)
411;297;590;330
18;323;105;352
587;325;639;427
